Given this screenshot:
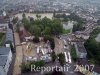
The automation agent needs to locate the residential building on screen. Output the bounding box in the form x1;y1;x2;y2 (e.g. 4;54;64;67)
5;28;14;48
0;17;9;24
74;31;90;40
0;23;8;33
74;42;87;58
0;47;12;75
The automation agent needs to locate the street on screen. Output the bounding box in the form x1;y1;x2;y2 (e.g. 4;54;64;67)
13;32;23;75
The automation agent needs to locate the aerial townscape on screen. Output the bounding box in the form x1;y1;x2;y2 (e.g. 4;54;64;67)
0;0;100;75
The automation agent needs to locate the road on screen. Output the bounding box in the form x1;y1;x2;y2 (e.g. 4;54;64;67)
13;32;23;75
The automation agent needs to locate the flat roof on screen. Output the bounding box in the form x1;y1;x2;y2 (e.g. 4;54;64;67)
76;42;87;53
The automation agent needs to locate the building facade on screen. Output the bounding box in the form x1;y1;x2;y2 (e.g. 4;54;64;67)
74;42;87;58
0;47;12;75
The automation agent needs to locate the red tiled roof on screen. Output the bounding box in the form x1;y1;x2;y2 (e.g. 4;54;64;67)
0;16;9;23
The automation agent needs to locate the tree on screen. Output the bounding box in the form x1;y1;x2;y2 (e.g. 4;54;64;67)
33;25;41;37
50;39;55;50
22;13;26;18
52;19;63;35
53;10;56;18
51;69;65;75
58;53;65;66
84;27;100;65
71;45;78;61
33;36;40;43
20;63;30;73
45;69;65;75
34;60;45;67
16;23;20;32
41;17;52;29
20;60;45;73
21;16;63;37
44;27;51;35
12;17;18;24
51;51;57;62
10;43;15;53
22;14;30;31
44;35;55;50
36;14;41;20
30;17;34;25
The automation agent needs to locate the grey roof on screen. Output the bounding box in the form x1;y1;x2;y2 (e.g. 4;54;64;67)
76;42;87;53
5;28;13;43
0;23;8;27
0;56;7;66
0;47;10;55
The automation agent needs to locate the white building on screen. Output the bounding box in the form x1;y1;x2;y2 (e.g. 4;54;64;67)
2;11;6;17
0;47;12;75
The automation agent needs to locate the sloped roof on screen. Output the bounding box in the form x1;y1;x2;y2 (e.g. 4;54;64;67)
5;28;13;43
0;23;8;27
0;47;10;55
0;16;9;23
0;56;7;66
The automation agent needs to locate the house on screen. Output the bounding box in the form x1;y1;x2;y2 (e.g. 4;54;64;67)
74;31;82;38
0;23;8;33
0;17;9;24
74;42;87;58
0;47;12;75
81;32;90;40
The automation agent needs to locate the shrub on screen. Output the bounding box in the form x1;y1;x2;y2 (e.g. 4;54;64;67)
20;63;30;73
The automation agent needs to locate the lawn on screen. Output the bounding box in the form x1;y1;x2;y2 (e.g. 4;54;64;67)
63;29;71;34
0;33;5;46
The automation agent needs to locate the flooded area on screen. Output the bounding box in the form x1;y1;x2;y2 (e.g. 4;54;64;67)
15;13;53;20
